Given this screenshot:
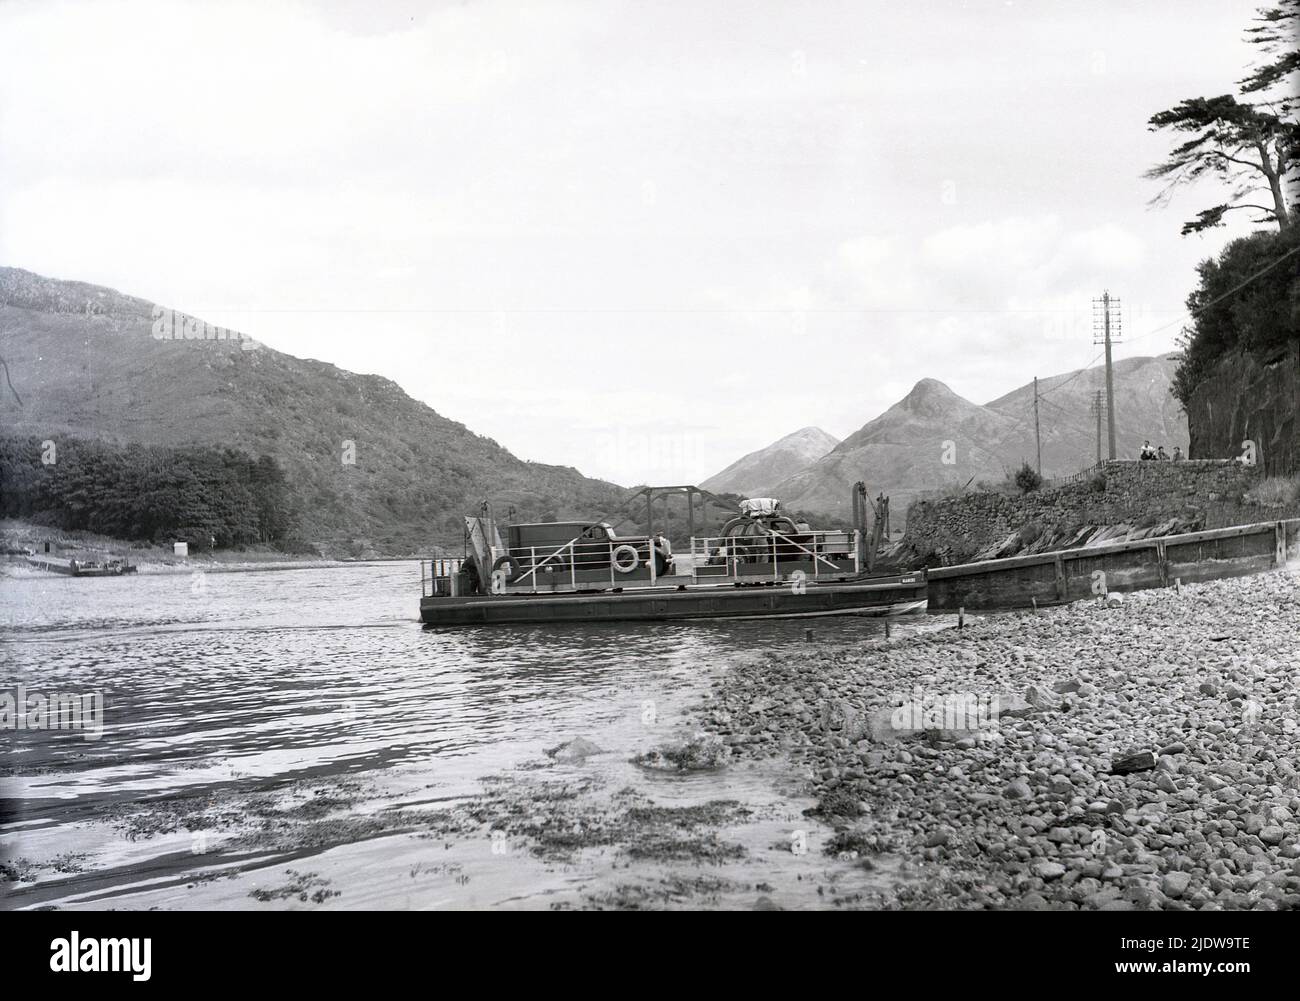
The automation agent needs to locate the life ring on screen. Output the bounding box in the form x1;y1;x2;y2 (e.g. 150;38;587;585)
612;545;640;574
491;554;521;581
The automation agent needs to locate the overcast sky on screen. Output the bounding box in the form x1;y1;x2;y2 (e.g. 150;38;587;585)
0;0;1272;485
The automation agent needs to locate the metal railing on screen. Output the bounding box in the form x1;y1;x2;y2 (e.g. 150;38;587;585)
507;536;661;589
1044;461;1107;490
690;529;858;582
420;558;464;598
423;529;863;598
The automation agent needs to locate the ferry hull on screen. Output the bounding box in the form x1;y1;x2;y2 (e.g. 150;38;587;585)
420;575;927;627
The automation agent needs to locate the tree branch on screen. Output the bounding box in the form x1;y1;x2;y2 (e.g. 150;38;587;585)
1209;149;1270;174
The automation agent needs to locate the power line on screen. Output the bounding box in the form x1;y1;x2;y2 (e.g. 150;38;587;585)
1035;241;1299;403
1039;347;1108;400
973;400;1042;473
1038;395;1075;417
1125;241;1300;345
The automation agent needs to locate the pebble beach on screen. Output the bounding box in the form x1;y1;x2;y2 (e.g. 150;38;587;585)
701;569;1300;910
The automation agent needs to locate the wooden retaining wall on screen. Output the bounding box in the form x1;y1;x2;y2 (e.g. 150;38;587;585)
926;519;1299;612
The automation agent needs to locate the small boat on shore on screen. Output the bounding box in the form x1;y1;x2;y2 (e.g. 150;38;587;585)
25;554;138;577
420;485;927;627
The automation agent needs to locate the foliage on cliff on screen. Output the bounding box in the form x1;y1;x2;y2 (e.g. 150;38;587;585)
1171;226;1300;407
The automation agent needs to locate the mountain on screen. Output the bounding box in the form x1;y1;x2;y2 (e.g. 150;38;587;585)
700;426;838;498
769;359;1188;520
0;267;624;554
984;355;1188;463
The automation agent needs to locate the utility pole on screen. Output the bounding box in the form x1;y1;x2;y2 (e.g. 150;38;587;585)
1090;391;1105;465
1093;291;1121;460
1033;376;1042;476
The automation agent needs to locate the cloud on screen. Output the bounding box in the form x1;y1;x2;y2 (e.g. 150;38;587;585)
0;0;1268;487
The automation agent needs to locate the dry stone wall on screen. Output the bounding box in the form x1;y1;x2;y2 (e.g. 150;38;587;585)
902;460;1284;564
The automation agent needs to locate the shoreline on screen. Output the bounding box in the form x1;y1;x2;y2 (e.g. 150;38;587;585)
696;568;1300;910
0;555;418;579
0;519;442;577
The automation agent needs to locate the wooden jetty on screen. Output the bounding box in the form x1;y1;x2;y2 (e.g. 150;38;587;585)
926;519;1299;612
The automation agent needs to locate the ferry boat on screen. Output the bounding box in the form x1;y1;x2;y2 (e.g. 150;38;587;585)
419;484;926;626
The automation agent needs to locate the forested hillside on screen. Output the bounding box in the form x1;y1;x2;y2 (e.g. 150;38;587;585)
0;436;300;550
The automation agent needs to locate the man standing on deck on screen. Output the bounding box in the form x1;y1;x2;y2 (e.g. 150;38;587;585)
652;533;673;576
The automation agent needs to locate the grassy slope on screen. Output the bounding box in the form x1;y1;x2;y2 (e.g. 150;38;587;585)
0;268;624;555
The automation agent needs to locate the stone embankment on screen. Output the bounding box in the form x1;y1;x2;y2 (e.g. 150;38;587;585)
900;460;1288;565
700;570;1300;910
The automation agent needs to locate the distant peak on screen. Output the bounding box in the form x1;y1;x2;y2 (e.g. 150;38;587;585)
903;378;960;405
779;426;838;446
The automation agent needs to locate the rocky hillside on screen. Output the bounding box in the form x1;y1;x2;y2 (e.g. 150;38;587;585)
0;267;624;554
1186;343;1298;475
985;355;1188;465
700;426;838;499
770;358;1188;519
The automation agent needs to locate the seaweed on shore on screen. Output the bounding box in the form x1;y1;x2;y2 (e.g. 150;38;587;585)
468;775;750;864
804;784;867;822
578;875;742;910
248;869;340;904
631;734;732;772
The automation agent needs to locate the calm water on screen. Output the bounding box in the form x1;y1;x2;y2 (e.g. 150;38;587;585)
1;563;910;908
